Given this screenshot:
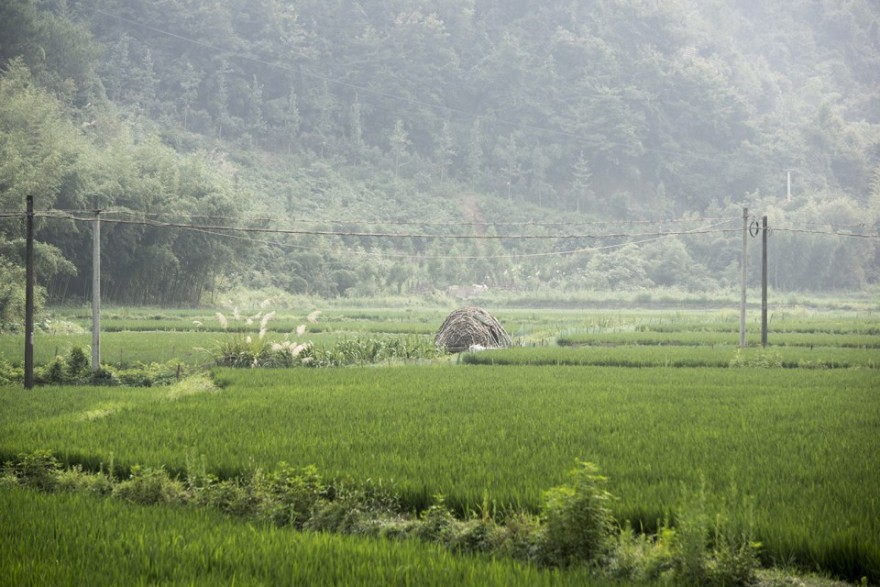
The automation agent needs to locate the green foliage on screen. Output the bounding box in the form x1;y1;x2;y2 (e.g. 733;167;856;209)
0;451;753;583
7;449;60;491
252;463;327;528
0;258;45;332
464;345;879;369
672;481;761;587
107;361;182;387
13;345;182;387
2;0;879;302
0;359;22;385
608;523;677;582
112;465;186;506
54;464;114;496
729;349;784;369
34;346;91;384
538;461;616;567
211;334;273;368
212;333;439;368
304;335;441;367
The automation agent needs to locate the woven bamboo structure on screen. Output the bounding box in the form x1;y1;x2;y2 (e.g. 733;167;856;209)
435;306;512;353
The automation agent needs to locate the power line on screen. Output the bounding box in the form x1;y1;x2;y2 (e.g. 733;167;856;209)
772;227;879;239
42;210;740;241
101;209;733;227
12;209;880;240
31;210;740;261
17;209;880;240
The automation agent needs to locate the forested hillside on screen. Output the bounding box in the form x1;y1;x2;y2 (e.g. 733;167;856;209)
1;0;879;310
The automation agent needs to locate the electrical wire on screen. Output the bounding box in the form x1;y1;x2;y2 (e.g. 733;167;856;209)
43;210;741;241
100;208;734;227
28;210;740;261
10;209;880;239
772;227;879;239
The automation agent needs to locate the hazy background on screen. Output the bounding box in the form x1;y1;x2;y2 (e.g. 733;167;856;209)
1;0;878;311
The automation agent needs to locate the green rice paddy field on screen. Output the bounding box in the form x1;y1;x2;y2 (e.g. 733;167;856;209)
0;487;599;587
1;305;879;583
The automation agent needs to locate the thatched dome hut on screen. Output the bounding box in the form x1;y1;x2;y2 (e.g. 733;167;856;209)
435;306;512;353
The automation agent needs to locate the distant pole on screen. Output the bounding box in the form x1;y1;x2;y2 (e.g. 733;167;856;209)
761;215;768;348
92;198;101;373
739;207;748;348
786;171;791;202
24;195;35;389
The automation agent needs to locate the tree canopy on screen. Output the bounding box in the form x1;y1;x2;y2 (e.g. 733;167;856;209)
0;0;878;309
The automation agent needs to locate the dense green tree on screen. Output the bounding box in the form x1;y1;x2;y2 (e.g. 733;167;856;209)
434;120;455;183
1;0;877;298
570;151;593;214
389;119;411;179
348;94;365;162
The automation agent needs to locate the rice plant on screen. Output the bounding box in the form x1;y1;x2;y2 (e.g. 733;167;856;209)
0;486;607;587
1;366;877;581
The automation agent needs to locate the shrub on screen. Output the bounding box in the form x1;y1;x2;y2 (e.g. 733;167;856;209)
10;449;60;491
0;359;23;384
66;346;91;379
538;460;616;567
195;478;257;518
607;522;676;582
38;356;67;384
252;463;329;528
496;511;543;562
414;494;458;543
729;349;783;368
672;481;761;587
212;335;272;367
113;466;186;505
108;361;182;387
55;464;113;496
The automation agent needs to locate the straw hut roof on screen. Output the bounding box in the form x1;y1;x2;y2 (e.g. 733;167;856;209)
435;306;512;353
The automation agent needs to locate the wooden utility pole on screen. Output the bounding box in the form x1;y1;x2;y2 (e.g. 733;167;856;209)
24;195;34;389
739;207;748;348
92;198;101;373
761;215;769;348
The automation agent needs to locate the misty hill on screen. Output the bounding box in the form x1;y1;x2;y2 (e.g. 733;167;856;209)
1;0;878;307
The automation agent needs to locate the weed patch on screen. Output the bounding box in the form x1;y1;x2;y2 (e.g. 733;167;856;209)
2;451;766;585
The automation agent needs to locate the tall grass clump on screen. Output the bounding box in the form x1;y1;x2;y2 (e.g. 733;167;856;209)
303;335;440;367
211;307;315;368
210;306;438;368
538;461;616;568
672;481;761;587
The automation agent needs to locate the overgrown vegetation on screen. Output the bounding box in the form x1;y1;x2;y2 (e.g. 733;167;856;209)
209;306;440;367
0;345;183;387
1;451;766;585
